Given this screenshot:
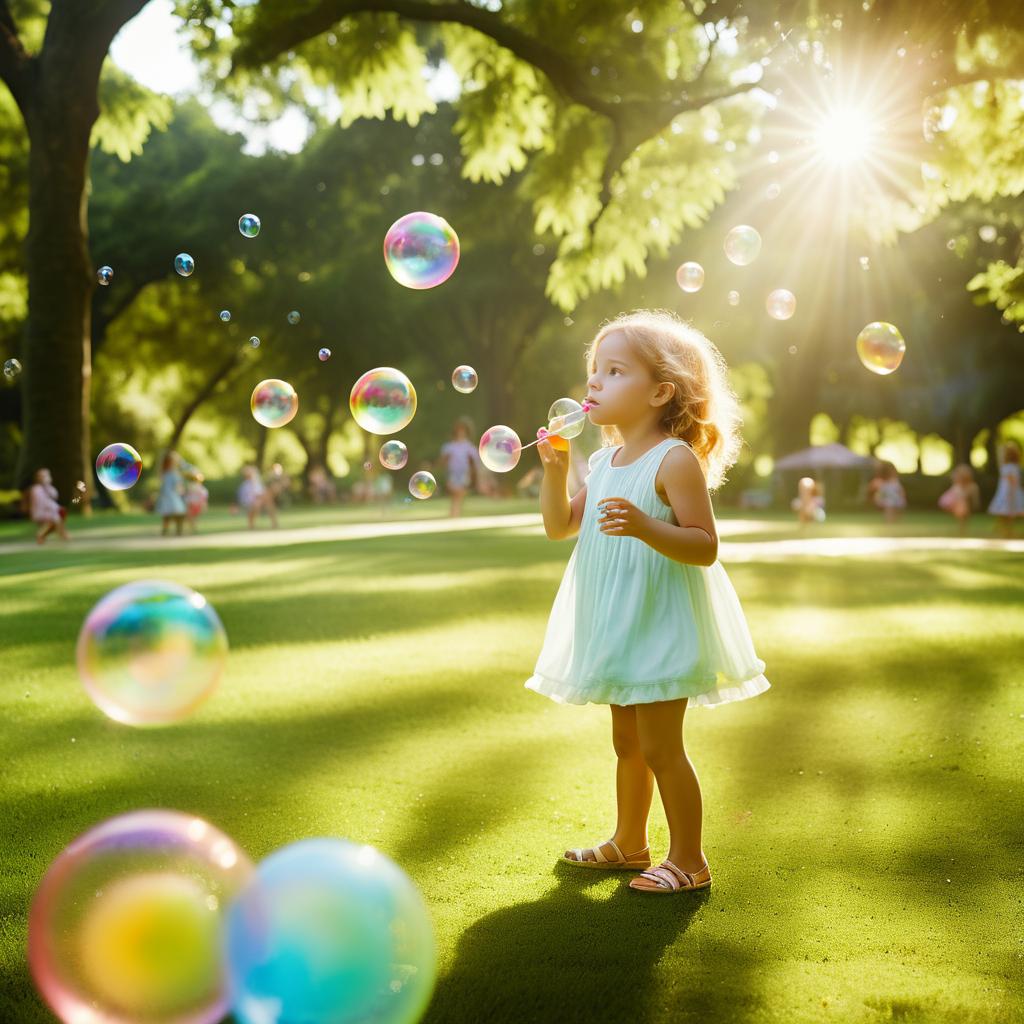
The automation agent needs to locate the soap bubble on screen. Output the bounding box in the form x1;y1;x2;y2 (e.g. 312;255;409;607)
766;182;781;199
3;358;21;381
451;365;478;394
238;214;261;238
96;266;113;286
856;321;905;375
29;809;253;1024
249;337;260;349
408;471;436;499
76;580;228;726
859;256;871;271
174;254;194;277
383;211;460;289
251;379;298;428
547;398;586;441
349;367;417;435
379;440;408;471
766;288;796;320
287;311;301;325
219;310;231;322
727;290;740;306
675;262;704;293
723;225;762;266
318;348;331;362
978;225;997;243
95;443;143;492
479;425;522;473
224;837;436;1024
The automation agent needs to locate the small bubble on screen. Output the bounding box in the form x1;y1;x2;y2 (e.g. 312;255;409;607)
249;336;261;348
219;310;231;322
287;310;301;325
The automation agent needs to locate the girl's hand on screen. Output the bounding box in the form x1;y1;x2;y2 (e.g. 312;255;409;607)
537;437;569;474
597;496;651;538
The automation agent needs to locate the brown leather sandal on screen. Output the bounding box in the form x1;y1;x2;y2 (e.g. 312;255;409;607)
562;839;652;870
629;857;712;893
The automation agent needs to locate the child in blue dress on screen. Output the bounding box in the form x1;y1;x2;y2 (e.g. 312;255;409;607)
525;309;770;894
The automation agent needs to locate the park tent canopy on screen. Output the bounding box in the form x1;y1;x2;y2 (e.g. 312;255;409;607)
773;443;878;471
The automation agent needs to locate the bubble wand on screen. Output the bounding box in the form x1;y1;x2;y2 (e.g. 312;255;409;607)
519;399;594;452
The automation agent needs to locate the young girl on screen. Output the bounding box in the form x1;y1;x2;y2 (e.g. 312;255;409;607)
155;451;188;536
987;441;1022;538
238;465;279;530
184;471;209;534
526;309;770;895
439;416;482;518
873;462;906;523
27;468;70;544
791;476;825;531
938;463;980;537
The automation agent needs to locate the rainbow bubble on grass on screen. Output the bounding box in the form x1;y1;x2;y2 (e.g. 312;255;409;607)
251;379;298;428
856;321;906;375
95;443;143;491
349;367;417;435
479;425;522;473
379;440;408;471
76;580;228;727
28;809;253;1024
723;225;762;266
223;838;437;1024
383;212;460;290
451;365;478;394
675;261;704;293
408;471;436;500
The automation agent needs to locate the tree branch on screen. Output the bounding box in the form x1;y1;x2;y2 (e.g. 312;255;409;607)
0;0;34;114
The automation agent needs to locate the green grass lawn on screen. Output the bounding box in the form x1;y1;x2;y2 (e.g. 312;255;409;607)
1;510;1021;1023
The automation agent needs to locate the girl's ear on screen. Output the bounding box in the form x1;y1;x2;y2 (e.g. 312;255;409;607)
652;381;675;408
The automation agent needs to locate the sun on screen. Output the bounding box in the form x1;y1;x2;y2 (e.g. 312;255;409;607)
813;105;874;164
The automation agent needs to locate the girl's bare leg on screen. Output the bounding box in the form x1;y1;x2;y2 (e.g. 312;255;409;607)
636;698;706;872
564;704;654;862
36;522;55;544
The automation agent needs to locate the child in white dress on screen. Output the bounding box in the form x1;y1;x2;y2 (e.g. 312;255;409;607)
987;441;1022;538
527;309;769;895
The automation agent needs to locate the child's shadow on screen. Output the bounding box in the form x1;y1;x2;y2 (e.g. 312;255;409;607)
422;859;751;1024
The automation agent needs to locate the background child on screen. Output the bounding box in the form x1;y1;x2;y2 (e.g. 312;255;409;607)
27;468;70;544
184;470;209;533
529;309;770;895
155;450;187;536
938;463;980;537
790;475;825;532
987;440;1022;538
238;464;279;529
439;416;482;518
873;461;906;523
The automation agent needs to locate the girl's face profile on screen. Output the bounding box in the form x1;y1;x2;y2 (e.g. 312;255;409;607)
586;330;661;427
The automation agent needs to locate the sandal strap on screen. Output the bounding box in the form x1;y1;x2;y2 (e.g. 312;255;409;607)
638;865;680;890
602;839;623;863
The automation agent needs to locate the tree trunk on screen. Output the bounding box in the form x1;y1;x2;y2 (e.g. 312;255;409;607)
4;1;149;511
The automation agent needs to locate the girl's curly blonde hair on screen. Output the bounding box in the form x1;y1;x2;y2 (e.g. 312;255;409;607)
584;309;744;492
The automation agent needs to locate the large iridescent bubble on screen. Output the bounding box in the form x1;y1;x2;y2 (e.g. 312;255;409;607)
675;262;704;293
383;212;460;289
76;580;228;727
723;225;762;266
224;838;437;1024
379;440;409;470
856;321;906;375
28;810;253;1024
546;398;587;441
766;288;796;320
408;471;436;500
251;379;299;428
479;425;522;473
96;443;143;491
350;367;417;434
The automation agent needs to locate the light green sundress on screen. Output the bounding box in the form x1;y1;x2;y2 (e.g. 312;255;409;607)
524;437;771;708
